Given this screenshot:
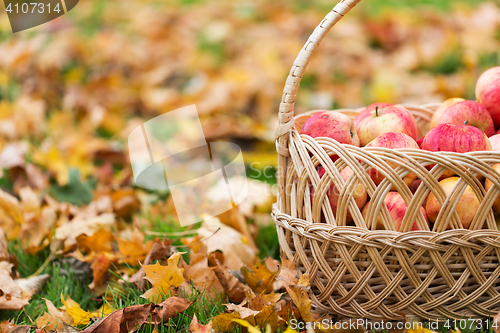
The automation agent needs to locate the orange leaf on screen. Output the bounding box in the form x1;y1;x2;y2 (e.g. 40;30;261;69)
141;252;185;302
188;314;212;333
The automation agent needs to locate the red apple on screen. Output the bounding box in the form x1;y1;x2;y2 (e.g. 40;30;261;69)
408;179;430;206
490;134;500;151
353;102;391;128
430;97;464;129
302;111;360;146
416;136;425;149
356;105;418;147
484;164;500;214
422;123;492;153
436;100;495;137
365;132;420;187
426;176;480;229
312;166;367;223
361;192;428;231
476;67;500;128
422;123;491;178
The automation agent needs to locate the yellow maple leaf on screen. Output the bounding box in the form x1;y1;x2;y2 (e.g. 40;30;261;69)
241;260;276;294
141;252;185;302
61;294;97;326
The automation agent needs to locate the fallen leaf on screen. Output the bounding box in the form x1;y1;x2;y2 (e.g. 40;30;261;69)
241;260;276;294
89;252;116;293
142;252;185;302
81;303;153;333
61;294;97;326
232;318;261;333
117;230;153;265
188;314;212;333
42;298;72;326
77;229;114;254
81;297;191;333
55;213;115;241
129;238;172;290
0;319;17;333
252;304;282;333
151;296;192;323
217;207;257;251
183;253;224;299
0;189;24;238
212;312;240;333
225;303;259;319
0;262;30;311
213;261;250;304
0;229;9;261
278;258;299;286
36;312;64;331
196;217;256;270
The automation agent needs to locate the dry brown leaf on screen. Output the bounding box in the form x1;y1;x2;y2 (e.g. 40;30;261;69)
55;213;115;241
0;189;24;238
183;253;224;299
129;238;171;289
111;188;140;219
81;297;191;333
212;312;240;333
42;298;72;326
141;252;185;302
196;217;256;270
81;303;153;333
252;304;283;333
150;296;192;324
188;314;212;333
0;229;9;262
225;303;259;319
36;312;64;331
276;300;300;323
213;261;250;304
217;207;256;251
77;229;114;254
278;258;299;286
19;205;55;254
117;230;153;265
88;252;116;293
249;292;282;311
0;319;17;333
241;260;276;294
0;262;31;311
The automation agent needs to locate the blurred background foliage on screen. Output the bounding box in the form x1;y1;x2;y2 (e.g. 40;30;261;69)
0;0;498;209
0;0;500;329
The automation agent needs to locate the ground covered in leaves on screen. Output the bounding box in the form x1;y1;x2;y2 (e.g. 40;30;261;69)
1;0;500;332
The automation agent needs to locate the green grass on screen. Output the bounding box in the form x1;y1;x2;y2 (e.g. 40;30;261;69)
2;211;281;332
1;241;99;325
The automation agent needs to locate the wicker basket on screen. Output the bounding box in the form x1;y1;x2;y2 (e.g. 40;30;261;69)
273;0;500;321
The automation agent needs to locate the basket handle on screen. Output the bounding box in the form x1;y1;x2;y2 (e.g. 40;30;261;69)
276;0;361;140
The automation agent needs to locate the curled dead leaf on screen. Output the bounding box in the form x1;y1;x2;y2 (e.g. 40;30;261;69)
188;314;212;333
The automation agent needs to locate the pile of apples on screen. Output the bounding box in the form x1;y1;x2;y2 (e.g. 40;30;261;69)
302;66;500;231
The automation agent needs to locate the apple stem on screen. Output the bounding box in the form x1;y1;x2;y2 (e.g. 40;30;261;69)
375;106;379;117
464;120;469;125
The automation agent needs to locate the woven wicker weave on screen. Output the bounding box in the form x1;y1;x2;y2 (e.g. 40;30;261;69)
273;0;500;321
